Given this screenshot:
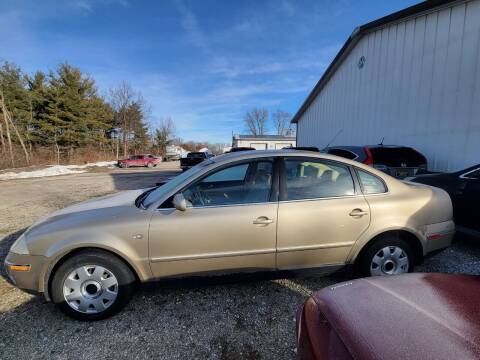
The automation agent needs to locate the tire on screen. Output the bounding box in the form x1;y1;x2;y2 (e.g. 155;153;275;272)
147;162;154;168
51;250;136;321
357;235;414;278
119;163;126;168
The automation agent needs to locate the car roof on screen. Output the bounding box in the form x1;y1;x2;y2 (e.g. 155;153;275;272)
328;145;412;149
212;149;361;167
210;149;404;187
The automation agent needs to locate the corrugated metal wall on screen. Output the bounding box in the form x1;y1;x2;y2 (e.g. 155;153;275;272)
297;0;480;172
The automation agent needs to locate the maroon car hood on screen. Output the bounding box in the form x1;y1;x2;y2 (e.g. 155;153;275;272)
298;273;480;360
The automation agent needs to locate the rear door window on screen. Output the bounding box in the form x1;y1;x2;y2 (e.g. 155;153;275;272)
283;158;355;200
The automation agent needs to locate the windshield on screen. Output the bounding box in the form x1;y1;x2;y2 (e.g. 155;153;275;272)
142;160;213;208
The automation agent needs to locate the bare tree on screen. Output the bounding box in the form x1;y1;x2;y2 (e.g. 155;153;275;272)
244;107;268;135
272;110;291;136
154;117;175;159
109;82;136;158
0;90;29;165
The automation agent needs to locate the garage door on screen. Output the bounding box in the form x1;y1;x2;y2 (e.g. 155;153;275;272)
250;143;267;150
275;143;292;149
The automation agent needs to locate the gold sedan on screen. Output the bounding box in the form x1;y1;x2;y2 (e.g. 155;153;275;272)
5;150;454;320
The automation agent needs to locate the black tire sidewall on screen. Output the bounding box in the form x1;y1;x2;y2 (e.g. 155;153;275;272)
51;251;136;321
358;236;414;278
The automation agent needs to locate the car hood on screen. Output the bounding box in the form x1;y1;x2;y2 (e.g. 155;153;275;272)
50;189;145;217
24;189;147;240
407;172;450;182
298;273;480;359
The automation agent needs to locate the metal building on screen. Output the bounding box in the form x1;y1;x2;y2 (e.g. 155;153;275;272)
232;134;296;150
292;0;480;172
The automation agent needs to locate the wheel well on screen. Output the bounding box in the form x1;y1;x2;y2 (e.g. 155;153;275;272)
355;230;423;265
46;247;140;299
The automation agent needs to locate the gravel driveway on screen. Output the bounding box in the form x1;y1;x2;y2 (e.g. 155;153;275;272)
1;163;479;359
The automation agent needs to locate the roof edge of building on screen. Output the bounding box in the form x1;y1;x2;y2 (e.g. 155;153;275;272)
291;0;459;124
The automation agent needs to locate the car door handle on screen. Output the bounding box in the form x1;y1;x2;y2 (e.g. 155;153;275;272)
253;217;274;225
349;209;369;217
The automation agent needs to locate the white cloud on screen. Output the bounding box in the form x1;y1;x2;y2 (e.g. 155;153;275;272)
71;0;129;13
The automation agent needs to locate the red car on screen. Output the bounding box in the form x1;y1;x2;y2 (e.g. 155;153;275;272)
117;154;161;168
296;273;480;359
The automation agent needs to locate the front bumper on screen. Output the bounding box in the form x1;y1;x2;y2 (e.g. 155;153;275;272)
4;252;47;293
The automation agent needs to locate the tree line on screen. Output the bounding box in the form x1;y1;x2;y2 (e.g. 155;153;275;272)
243;107;295;136
0;61;176;169
0;61;295;170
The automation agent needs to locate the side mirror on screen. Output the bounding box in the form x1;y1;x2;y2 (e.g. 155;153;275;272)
172;193;187;211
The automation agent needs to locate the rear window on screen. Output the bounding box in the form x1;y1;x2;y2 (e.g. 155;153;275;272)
187;152;205;158
328;149;357;160
369;147;426;167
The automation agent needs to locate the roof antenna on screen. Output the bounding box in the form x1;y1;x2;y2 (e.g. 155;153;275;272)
324;129;343;150
379;137;385;146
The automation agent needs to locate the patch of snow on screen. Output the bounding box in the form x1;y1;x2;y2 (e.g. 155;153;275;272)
64;161;116;169
0;161;116;181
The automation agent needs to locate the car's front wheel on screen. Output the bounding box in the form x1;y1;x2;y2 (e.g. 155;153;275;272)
358;236;414;277
51;250;136;320
147;162;154;168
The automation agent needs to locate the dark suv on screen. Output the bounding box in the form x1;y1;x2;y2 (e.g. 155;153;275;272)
325;145;427;178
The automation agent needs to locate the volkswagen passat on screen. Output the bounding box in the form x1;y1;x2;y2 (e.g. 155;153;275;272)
5;150;454;320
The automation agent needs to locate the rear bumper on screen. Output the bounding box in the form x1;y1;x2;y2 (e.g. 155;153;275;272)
4;252;47;293
425;220;455;254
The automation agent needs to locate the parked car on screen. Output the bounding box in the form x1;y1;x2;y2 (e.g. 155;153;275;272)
408;164;480;236
284;146;320;152
225;147;256;153
325;145;427;178
296;273;480;360
117;154;161;168
5;150;454;320
180;151;214;171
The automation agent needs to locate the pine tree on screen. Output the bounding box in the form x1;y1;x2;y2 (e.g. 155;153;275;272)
0;60;146;167
128;101;149;154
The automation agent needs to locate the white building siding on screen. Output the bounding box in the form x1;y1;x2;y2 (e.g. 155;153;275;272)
233;138;296;150
297;0;480;172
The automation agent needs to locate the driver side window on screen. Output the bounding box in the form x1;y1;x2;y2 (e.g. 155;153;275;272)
182;160;273;207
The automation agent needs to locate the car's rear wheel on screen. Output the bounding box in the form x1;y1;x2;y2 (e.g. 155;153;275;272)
358;236;414;277
51;250;136;321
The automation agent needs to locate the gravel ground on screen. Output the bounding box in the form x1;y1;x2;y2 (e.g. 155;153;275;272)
0;163;479;359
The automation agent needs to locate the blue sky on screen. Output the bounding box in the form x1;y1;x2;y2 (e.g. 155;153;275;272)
0;0;418;143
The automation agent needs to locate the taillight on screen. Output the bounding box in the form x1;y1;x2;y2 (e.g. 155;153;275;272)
417;151;428;167
364;147;374;166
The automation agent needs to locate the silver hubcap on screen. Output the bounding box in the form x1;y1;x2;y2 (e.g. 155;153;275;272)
370;246;409;276
63;265;118;314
